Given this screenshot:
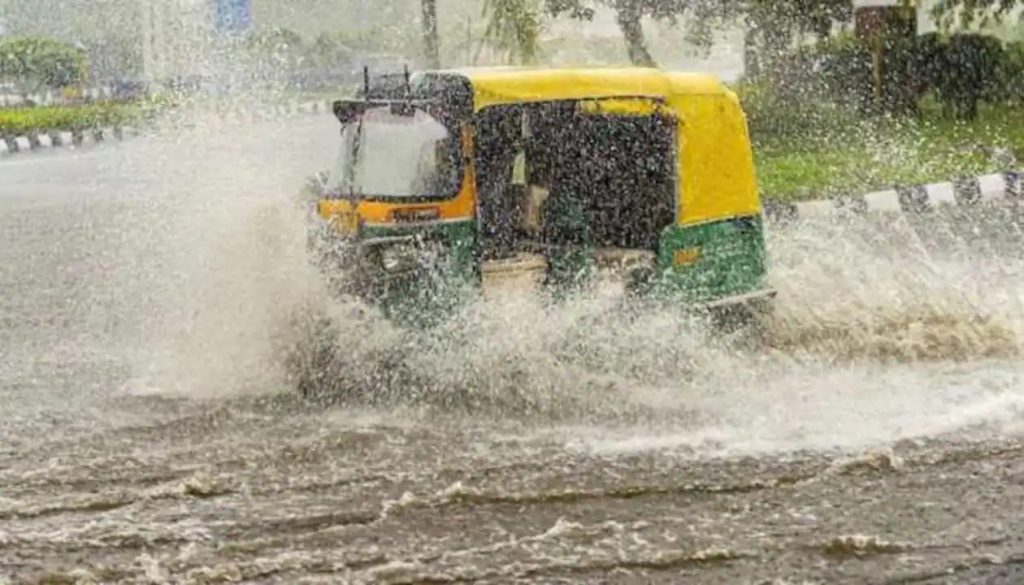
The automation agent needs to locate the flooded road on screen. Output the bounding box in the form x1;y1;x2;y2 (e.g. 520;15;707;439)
3;113;1024;584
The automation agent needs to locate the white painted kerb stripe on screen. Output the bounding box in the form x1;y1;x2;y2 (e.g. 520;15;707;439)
978;174;1007;202
863;189;901;212
795;200;835;217
924;182;956;206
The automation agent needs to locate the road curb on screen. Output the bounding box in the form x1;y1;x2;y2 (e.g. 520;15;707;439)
1;127;139;158
763;171;1024;224
0;99;331;160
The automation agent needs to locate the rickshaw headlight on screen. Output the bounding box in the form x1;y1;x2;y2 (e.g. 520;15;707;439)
381;247;403;272
380;245;419;273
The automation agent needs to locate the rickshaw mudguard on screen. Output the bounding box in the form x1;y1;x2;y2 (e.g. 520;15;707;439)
652;214;770;304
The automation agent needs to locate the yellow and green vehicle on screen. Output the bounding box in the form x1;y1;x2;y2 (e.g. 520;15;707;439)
305;66;774;323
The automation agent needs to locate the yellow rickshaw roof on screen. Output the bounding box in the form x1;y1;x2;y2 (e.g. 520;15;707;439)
434;67;729;111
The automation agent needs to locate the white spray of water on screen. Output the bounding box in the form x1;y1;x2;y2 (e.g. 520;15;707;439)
120;111;337;398
113;109;1024;457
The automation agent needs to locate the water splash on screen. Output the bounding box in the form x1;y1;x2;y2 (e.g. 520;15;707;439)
94;108;1024;459
764;212;1023;362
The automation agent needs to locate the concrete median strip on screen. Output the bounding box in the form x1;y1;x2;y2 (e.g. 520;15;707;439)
0;99;331;160
764;171;1024;224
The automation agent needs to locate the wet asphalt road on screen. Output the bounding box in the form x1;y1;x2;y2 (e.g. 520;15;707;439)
3;113;1024;584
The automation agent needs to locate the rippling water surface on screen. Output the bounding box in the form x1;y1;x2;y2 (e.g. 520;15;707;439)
3;111;1024;584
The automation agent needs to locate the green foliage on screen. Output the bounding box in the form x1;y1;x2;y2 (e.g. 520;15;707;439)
743;0;853;73
522;0;857;68
932;0;1024;29
772;33;874;107
479;0;866;68
1006;41;1024;101
735;79;868;149
752;100;1024;201
483;0;660;66
0;37;89;97
763;30;1018;121
930;32;1011;118
483;0;544;64
0;102;143;137
737;30;1024;200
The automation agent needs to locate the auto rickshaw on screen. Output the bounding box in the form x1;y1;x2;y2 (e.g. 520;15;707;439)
304;66;774;325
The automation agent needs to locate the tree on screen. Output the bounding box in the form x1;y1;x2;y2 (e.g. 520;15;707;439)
745;0;851;75
555;0;704;67
611;0;657;66
487;0;857;68
484;0;919;73
932;0;1023;29
0;37;89;99
482;0;545;64
487;0;677;66
922;32;1010;119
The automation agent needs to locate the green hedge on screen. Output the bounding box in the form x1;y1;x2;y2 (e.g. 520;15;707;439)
768;32;1020;121
1006;41;1024;104
0;102;145;137
734;79;869;149
748;100;1024;201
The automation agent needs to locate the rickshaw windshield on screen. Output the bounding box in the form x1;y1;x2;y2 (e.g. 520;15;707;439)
327;106;462;199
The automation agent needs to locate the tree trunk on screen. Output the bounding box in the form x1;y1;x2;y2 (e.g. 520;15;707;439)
743;25;760;80
614;1;655;67
421;0;440;69
869;35;884;111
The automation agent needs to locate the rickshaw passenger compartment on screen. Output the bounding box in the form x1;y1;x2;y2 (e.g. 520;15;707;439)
475;101;677;270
